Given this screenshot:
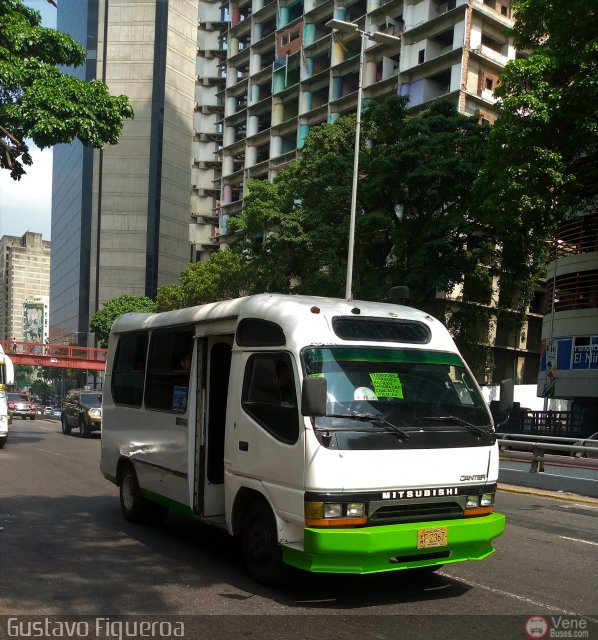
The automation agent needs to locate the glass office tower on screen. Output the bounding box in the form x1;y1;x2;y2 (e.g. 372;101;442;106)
50;0;197;345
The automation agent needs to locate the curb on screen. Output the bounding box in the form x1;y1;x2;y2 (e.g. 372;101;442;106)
498;483;598;506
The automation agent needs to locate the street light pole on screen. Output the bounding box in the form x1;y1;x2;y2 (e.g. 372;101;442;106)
345;30;366;301
326;19;401;301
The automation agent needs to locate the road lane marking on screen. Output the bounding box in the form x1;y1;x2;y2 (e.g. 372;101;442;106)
34;448;68;458
559;535;598;546
439;572;598;623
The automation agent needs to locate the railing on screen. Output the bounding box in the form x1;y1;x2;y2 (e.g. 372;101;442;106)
498;409;584;438
1;340;107;363
497;433;598;473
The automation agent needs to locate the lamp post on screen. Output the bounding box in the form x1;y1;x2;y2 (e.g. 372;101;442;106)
325;18;401;300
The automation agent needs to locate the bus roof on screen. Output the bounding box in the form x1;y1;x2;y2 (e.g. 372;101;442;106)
110;294;456;352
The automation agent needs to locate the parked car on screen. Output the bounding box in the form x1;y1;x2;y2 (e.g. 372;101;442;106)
7;393;37;420
574;432;598;459
61;389;103;437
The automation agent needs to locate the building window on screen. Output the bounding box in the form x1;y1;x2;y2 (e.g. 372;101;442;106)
418;49;425;64
485;77;494;90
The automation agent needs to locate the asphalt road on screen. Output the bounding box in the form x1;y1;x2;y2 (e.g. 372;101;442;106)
1;419;597;639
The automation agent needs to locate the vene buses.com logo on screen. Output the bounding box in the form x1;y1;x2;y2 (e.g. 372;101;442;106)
525;617;548;638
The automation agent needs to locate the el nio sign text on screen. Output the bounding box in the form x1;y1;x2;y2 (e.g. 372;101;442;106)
7;618;185;639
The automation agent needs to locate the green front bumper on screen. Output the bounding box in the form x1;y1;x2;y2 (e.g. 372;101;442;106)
283;512;506;574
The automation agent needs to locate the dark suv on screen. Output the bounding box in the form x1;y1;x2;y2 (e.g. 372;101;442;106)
61;390;103;437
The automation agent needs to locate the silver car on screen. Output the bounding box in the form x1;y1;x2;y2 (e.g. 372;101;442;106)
574;432;598;459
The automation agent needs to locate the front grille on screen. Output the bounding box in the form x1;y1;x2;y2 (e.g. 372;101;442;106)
370;502;463;524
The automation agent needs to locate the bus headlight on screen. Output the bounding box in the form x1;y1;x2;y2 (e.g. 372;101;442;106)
464;492;495;517
480;493;495;507
305;501;367;527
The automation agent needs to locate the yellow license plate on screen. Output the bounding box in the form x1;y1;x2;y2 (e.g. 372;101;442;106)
417;526;448;549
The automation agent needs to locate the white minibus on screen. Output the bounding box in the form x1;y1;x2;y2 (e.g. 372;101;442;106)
0;345;15;448
101;294;510;585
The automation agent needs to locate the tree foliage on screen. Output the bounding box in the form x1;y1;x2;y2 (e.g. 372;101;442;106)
90;294;157;348
155;250;252;311
0;0;134;178
30;378;52;402
230;96;491;309
474;0;598;309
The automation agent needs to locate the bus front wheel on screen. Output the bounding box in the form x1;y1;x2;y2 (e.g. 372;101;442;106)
242;499;292;587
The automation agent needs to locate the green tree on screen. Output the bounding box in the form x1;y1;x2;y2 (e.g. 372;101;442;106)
230;97;491;307
30;378;52;402
156;250;251;311
14;364;33;387
474;0;598;310
90;294;157;347
0;0;133;179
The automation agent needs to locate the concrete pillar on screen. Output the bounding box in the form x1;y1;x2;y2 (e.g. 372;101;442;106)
246;145;258;167
297;123;309;149
248;114;259;136
271;101;284;126
223;126;235;146
223;155;235;176
270;136;282;157
364;60;377;86
250;51;261;75
300;89;312;114
226;95;237;116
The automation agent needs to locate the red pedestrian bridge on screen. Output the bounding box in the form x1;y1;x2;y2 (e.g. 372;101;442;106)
1;340;107;371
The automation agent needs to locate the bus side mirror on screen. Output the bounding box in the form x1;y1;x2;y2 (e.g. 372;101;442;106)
301;377;327;417
491;379;514;429
499;379;514;414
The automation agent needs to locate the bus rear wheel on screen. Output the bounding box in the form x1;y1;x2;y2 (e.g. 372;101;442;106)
119;464;168;524
242;499;292;587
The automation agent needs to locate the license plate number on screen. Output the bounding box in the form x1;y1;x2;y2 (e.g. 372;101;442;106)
417;526;448;549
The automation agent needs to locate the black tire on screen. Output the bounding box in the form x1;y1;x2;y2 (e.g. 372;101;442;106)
79;418;90;438
30;415;35;420
0;437;6;449
61;416;71;435
242;499;292;587
119;465;168;524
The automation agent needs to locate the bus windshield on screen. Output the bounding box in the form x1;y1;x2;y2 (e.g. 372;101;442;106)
302;347;492;445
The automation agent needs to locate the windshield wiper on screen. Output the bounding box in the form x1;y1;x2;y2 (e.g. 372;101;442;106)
321;413;410;441
416;416;490;438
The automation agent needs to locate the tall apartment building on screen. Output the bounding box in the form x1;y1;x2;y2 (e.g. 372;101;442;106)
0;232;51;343
193;0;516;238
51;0;198;345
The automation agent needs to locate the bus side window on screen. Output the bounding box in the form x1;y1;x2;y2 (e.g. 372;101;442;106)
112;333;149;407
145;328;194;413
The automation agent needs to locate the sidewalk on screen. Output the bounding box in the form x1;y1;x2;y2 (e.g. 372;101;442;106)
498;482;598;505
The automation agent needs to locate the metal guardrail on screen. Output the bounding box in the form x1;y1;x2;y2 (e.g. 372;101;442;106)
497;433;598;473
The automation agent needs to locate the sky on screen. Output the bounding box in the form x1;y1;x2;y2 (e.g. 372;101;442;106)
0;0;57;241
